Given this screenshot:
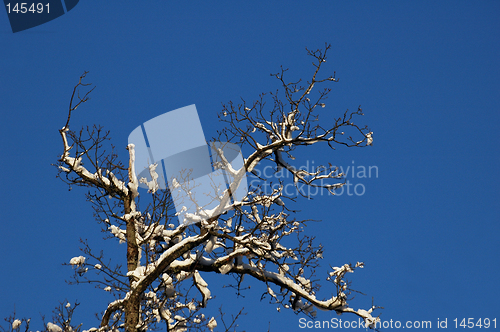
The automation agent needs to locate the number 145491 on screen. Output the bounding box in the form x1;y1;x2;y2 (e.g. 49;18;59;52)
453;318;496;328
5;3;49;14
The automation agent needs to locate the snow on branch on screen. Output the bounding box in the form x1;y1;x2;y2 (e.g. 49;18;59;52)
126;144;139;201
193;271;211;307
57;74;129;200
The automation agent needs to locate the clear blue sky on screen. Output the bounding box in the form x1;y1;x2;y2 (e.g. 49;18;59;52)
1;2;499;331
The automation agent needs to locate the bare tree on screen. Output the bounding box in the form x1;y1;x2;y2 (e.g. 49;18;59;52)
6;44;379;332
2;301;82;332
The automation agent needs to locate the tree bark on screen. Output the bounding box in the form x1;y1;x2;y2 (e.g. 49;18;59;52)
124;195;140;332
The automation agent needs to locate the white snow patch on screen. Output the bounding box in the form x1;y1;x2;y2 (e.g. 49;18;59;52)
139;163;160;194
109;225;126;243
12;320;21;329
69;256;86;266
219;262;233;275
47;322;62;332
205;236;217;253
58;166;71;173
366;132;373;146
207;317;217;331
193;271;211;307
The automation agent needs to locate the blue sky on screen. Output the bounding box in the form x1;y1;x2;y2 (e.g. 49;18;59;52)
1;1;499;331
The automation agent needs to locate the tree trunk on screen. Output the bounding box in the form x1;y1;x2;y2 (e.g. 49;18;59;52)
124;195;140;332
